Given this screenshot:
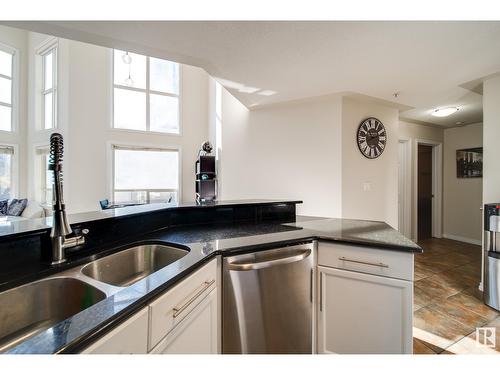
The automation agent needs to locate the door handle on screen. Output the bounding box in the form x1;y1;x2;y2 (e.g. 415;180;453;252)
227;249;311;271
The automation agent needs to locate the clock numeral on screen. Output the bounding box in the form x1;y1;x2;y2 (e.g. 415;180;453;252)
378;141;385;149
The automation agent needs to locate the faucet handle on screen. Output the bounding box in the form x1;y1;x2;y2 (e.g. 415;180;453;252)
74;228;89;237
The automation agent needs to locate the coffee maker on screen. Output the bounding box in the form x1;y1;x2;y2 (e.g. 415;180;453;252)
195;141;216;203
484;203;500;311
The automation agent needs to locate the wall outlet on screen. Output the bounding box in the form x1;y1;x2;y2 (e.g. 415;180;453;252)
363;182;372;192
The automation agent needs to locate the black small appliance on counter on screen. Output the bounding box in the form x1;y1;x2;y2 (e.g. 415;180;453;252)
195;141;217;203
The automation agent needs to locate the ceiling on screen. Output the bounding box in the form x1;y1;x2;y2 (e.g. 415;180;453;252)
8;21;500;127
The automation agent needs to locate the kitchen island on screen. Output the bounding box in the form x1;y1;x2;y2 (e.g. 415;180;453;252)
0;200;420;354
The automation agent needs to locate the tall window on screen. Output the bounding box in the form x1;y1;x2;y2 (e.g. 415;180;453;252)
112;145;179;204
0;47;14;132
113;50;180;134
41;45;57;129
36;147;52;204
0;146;14;200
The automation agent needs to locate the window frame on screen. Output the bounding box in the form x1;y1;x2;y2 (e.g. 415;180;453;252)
35;145;52;205
0;143;18;199
110;50;182;136
0;43;18;133
109;142;182;204
39;40;58;130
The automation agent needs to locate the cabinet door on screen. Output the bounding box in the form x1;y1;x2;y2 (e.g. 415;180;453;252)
82;308;149;354
317;266;412;354
150;289;218;354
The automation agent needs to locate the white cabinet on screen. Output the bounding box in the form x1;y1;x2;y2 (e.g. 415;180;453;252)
82;258;220;354
81;307;149;354
317;242;413;354
148;258;218;353
150;289;218;354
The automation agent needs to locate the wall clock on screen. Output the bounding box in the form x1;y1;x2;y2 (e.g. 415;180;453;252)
356;117;387;159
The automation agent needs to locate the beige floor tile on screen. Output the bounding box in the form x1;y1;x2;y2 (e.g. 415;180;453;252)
415;277;460;300
413;306;476;353
427;300;490;328
446;292;499;322
413;338;437;354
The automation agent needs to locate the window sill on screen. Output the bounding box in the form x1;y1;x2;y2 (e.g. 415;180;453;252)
109;127;182;137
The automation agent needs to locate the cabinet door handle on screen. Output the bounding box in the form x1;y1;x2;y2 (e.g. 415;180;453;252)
173;279;215;318
319;273;323;312
338;256;389;268
310;269;313;303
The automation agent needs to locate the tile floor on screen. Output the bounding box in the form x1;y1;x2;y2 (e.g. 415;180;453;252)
413;238;500;354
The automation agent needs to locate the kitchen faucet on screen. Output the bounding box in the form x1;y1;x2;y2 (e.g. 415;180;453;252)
49;133;88;265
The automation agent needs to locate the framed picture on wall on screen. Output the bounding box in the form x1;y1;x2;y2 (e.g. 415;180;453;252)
456;147;483;178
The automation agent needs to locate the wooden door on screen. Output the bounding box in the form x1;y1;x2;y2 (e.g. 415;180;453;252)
418;145;433;240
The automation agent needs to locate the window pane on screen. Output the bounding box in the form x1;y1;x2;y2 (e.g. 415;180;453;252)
44;51;53;90
0;152;12;200
150;94;179;133
0;105;11;132
113;88;146;130
114;191;147;204
0;76;11;104
114;149;178;190
44;92;53;129
0;50;12;78
149;191;177;203
44;154;52;190
150;58;179;94
114;50;146;89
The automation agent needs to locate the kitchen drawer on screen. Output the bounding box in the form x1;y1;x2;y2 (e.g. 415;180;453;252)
318;242;413;281
148;258;217;350
82;307;149;354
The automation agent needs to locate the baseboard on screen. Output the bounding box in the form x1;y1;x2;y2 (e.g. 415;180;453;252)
442;233;482;246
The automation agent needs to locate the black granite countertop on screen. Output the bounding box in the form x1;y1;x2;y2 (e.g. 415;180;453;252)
0;199;302;239
5;215;420;354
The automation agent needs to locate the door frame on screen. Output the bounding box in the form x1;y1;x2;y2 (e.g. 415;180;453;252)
398;138;412;239
414;139;443;241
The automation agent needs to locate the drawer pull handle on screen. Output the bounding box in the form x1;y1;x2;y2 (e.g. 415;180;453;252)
173;279;215;318
338;256;389;268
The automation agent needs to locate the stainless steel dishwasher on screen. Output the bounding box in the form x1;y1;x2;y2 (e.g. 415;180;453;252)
222;242;315;354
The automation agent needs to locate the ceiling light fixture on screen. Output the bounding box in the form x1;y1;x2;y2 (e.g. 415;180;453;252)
431;107;459;117
258;90;277;96
122;52;132;64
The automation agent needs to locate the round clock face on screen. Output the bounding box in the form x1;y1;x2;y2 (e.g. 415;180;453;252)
357;117;387;159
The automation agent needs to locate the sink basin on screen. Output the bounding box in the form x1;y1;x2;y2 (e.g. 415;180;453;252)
81;244;189;287
0;277;106;352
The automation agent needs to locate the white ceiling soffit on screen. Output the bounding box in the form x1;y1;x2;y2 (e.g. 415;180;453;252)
6;21;500;126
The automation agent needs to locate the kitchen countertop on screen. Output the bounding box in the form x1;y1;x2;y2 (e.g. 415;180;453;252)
5;215;420;354
0;199;302;239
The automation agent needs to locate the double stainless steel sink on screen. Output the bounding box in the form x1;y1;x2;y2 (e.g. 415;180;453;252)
0;243;188;352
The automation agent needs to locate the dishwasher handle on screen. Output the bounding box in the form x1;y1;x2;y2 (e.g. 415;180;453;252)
227;248;311;271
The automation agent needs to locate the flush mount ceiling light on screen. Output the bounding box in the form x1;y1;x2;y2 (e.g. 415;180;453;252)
431;107;460;117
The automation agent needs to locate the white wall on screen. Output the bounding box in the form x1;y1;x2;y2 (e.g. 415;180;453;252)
483;75;500;205
342;97;399;228
443;123;483;244
219;90;401;225
219;91;343;218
